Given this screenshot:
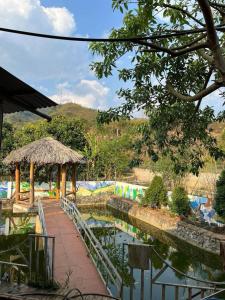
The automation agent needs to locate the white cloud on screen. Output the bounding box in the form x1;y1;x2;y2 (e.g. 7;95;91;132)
79;80;109;97
56;81;72;90
0;0;115;111
52;92;97;108
43;6;75;35
0;0;88;84
0;0;75;34
51;80;110;109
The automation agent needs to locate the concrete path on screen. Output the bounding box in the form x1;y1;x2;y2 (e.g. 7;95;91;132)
42;199;108;294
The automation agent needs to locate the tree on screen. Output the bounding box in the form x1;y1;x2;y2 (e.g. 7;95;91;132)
142;175;168;208
214;169;225;216
170;187;190;216
0;122;16;178
13;115;87;182
15;115;87;151
90;0;225;174
83;126;133;180
148;156;187;189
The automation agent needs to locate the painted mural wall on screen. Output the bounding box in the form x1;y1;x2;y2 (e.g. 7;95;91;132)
0;180;209;209
114;182;210;206
0;181;116;199
114;182;147;202
76;181;115;196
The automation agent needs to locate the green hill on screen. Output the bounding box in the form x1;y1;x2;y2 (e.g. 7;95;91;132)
5;103;98;125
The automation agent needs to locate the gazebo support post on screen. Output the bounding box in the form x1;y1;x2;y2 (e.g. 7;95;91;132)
71;164;77;202
56;165;61;200
61;164;67;198
15;162;20;203
30;162;35;207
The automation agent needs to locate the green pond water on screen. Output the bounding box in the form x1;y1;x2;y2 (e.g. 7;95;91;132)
0;212;47;286
80;207;225;300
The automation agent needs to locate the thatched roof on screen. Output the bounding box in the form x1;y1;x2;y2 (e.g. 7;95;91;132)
3;137;85;165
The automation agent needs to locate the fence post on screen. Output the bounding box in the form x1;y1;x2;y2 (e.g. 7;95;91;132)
175;286;179;300
52;237;55;285
29;236;32;282
35;236;40;284
162;284;166;300
44;236;48;286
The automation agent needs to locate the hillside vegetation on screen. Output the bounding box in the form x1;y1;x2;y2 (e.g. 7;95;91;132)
2;102;225;194
5;103;98;125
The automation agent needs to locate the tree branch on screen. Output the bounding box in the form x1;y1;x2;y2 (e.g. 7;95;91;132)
167;80;223;102
195;67;214;111
138;40;208;57
146;24;225;40
209;1;225;9
162;3;205;27
171;34;207;51
137;41;174;55
198;48;214;65
210;2;225;15
198;0;225;77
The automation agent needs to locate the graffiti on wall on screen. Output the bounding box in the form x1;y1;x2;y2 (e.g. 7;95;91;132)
0;181;116;199
0;182;8;198
114;182;147;202
76;181;115;196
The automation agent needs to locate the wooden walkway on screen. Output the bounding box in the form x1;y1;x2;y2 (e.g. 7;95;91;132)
42;199;108;294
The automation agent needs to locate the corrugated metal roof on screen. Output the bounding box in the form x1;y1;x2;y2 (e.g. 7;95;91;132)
0;66;57;114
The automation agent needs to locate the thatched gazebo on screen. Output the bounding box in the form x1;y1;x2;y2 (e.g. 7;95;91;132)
3;137;85;206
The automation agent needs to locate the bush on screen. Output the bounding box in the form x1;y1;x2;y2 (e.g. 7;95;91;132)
214;169;225;217
142;176;168;208
170;187;190;216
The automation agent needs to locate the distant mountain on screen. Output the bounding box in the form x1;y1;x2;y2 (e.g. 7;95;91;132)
5;103;98;125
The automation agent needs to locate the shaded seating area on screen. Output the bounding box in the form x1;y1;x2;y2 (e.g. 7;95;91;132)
3;137;85;209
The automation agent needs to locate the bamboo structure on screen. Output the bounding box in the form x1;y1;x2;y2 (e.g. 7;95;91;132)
61;164;67;198
3;137;85;207
56;165;61;200
71;164;77;201
15;162;20;203
30;162;34;206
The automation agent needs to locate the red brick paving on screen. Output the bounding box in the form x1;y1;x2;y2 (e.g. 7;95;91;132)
42;199;108;295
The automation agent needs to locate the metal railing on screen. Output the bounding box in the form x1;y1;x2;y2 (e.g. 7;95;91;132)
150;246;225;300
37;200;55;286
38;199;47;236
60;197;122;298
28;234;55;287
0;234;55;287
0;260;28;285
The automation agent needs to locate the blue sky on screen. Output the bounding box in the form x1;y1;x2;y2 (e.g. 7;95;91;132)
0;0;221;113
0;0;126;110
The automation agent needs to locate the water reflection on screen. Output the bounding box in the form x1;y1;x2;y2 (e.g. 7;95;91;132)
81;207;225;299
0;212;38;286
0;212;35;235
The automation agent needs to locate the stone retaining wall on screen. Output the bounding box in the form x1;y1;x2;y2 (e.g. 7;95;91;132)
76;192;111;208
107;197;225;254
174;221;222;254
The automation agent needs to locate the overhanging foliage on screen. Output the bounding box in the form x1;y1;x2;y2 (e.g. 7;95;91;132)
90;0;225;174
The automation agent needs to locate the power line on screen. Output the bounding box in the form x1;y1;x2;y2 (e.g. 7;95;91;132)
0;26;224;43
0;27;149;42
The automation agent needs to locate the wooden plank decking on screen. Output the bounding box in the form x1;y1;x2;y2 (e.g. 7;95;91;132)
42;199;108;294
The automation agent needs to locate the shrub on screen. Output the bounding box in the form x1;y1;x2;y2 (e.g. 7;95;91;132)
142;176;168;208
214;169;225;217
170;187;190;216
